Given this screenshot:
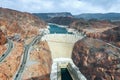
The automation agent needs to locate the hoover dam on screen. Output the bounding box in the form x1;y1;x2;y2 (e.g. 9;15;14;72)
42;24;85;59
41;24;87;80
1;7;120;80
42;34;84;59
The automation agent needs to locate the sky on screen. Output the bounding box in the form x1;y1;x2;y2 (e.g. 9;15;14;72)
0;0;120;15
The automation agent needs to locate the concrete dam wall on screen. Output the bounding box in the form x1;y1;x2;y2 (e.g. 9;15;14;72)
42;34;84;59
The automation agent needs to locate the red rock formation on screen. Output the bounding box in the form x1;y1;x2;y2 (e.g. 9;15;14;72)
48;16;77;25
72;37;120;80
102;27;120;42
0;7;47;40
86;32;101;39
0;72;8;80
85;26;120;47
0;8;51;80
69;19;114;29
0;29;7;45
69;19;120;47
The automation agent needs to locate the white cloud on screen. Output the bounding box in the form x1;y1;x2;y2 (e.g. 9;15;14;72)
1;0;120;14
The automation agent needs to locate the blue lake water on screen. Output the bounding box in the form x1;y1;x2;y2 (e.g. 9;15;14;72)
49;24;72;34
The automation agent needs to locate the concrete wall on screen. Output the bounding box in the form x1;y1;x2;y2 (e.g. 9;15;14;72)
42;34;84;59
50;58;87;80
67;63;87;80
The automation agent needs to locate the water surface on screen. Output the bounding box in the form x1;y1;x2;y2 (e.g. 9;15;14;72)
49;24;72;34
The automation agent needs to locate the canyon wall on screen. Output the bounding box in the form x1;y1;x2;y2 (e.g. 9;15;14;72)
0;8;52;80
0;7;47;40
69;20;120;47
0;29;7;45
72;37;120;80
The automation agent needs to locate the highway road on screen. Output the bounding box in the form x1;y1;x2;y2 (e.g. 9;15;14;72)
14;32;45;80
0;39;13;63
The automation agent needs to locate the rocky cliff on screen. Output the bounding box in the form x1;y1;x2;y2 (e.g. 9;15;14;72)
0;7;47;40
69;19;115;31
72;37;120;80
0;8;52;80
47;17;77;25
75;13;120;21
83;26;120;47
101;27;120;47
0;29;7;45
33;12;73;21
69;19;120;47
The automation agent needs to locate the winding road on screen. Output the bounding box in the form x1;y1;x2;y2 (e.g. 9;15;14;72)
14;32;45;80
0;39;13;63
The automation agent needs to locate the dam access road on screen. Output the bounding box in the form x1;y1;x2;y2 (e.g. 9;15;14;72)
14;32;45;80
0;39;13;63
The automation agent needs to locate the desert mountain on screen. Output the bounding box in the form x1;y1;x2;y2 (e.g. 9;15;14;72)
69;19;120;47
33;12;73;21
0;7;47;40
72;37;120;80
48;17;77;25
75;13;120;21
0;8;52;80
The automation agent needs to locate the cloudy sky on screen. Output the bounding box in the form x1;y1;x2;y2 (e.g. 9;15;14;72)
0;0;120;14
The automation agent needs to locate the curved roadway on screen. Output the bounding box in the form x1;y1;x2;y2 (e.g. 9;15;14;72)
0;39;13;63
14;32;45;80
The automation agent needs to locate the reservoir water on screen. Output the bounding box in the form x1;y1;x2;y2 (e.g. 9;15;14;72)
49;24;72;34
